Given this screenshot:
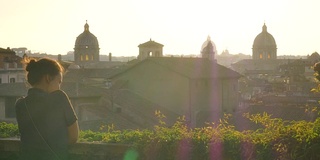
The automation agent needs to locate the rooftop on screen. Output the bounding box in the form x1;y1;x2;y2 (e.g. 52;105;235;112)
111;57;242;79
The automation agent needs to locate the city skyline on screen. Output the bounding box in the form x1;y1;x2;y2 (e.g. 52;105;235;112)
1;0;320;57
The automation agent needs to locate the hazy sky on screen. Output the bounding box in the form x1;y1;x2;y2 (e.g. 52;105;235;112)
1;0;319;57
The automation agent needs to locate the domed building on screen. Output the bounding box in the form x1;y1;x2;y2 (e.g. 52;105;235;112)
252;23;277;60
74;21;100;63
232;23;282;74
201;36;217;61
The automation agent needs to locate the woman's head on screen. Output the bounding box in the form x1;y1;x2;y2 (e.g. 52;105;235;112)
25;58;64;92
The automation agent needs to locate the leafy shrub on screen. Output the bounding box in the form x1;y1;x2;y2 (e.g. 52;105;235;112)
2;111;320;159
0;122;19;138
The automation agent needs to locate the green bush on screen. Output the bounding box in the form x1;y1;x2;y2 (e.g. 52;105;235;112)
2;111;320;159
78;111;320;159
0;122;19;138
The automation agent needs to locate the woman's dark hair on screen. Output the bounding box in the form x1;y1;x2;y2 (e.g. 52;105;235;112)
24;58;64;86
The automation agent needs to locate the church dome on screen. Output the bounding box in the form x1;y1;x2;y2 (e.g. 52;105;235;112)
253;23;276;48
201;36;217;53
201;36;217;61
74;21;100;63
75;21;99;47
252;23;277;60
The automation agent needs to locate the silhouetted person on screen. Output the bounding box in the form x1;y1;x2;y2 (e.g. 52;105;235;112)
15;58;79;160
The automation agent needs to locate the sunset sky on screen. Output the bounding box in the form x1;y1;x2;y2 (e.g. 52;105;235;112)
0;0;319;57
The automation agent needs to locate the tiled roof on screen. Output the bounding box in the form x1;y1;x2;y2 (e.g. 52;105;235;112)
0;69;24;74
111;57;242;79
150;57;241;78
64;68;113;79
61;82;106;98
0;82;105;98
63;68;131;89
244;69;277;75
78;104;143;131
232;59;290;68
0;83;28;97
113;89;180;128
0;48;15;54
89;89;180;130
74;61;126;69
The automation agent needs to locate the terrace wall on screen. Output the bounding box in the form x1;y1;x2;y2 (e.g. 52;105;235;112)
0;138;132;160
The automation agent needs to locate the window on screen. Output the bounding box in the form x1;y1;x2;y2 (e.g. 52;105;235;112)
80;55;83;61
86;54;89;61
0;78;2;84
5;97;16;118
259;53;263;59
9;78;15;83
268;53;271;59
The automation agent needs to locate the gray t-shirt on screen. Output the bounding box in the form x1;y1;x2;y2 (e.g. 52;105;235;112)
15;88;77;160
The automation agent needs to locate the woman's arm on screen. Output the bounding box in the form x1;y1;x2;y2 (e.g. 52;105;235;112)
68;120;79;144
54;90;79;144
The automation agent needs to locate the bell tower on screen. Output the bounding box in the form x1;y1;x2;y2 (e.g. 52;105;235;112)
138;39;164;60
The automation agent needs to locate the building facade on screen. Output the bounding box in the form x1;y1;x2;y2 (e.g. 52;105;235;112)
0;47;25;84
110;57;241;127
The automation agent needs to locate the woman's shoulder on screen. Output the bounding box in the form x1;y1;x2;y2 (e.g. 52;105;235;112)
50;90;69;99
15;97;26;109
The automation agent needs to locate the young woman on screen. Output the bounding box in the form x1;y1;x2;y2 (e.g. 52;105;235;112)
15;58;79;160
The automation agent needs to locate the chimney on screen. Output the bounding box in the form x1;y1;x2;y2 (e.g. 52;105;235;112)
109;53;112;62
58;54;62;62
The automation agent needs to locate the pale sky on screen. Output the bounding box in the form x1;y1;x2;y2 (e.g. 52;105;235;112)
0;0;319;57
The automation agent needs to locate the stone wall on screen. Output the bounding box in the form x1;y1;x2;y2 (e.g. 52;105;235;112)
0;138;133;160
